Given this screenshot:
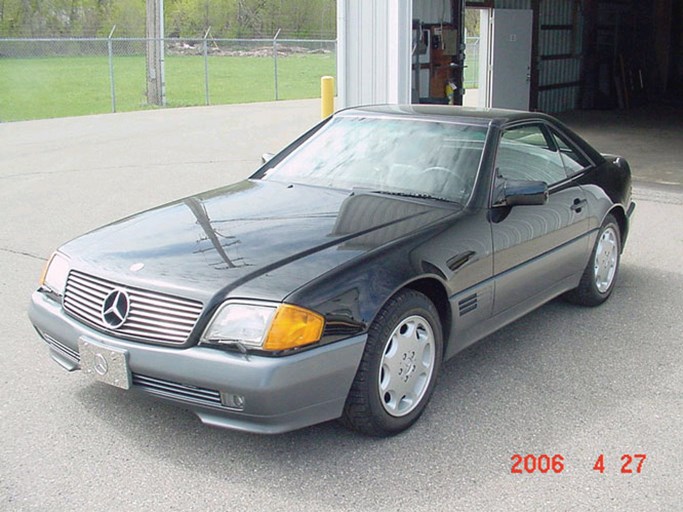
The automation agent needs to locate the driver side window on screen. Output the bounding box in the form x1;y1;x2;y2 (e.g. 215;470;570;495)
496;124;567;185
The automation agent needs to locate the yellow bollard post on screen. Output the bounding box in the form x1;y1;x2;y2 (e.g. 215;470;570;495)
321;76;334;119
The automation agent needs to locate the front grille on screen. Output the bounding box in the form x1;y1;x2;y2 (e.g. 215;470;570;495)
64;270;204;345
132;374;223;408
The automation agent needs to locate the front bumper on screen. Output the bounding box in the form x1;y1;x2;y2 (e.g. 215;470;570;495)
28;291;367;434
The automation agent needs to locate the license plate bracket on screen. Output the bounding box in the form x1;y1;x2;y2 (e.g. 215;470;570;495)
78;337;131;390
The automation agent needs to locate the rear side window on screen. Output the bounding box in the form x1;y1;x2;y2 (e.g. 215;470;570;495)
549;128;592;175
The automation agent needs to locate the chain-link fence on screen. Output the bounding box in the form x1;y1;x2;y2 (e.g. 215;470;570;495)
464;37;480;89
0;37;336;121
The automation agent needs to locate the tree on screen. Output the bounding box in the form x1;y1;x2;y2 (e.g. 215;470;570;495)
0;0;336;38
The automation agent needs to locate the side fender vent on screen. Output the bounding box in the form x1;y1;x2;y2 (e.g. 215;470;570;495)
447;250;476;271
458;293;478;316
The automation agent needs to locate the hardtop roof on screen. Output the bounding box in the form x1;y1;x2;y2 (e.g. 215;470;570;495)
336;104;556;127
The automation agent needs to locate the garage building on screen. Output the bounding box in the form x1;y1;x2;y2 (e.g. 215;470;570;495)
337;0;683;113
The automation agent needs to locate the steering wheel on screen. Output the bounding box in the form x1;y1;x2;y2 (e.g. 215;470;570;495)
420;166;468;197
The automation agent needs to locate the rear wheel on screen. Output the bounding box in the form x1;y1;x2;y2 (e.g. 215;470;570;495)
565;214;621;306
341;289;443;436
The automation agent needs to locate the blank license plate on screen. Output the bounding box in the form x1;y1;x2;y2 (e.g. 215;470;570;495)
78;338;131;390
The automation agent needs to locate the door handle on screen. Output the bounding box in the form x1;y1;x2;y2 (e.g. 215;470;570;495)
570;198;587;213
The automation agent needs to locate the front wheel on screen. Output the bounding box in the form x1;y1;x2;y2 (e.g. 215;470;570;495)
341;289;443;436
565;214;621;306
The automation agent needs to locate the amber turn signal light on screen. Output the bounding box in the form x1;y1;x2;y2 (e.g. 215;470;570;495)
263;304;325;351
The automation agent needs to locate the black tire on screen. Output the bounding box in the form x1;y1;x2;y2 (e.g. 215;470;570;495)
565;214;621;307
341;289;443;437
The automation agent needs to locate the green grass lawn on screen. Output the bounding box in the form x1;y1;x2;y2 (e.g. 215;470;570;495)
0;53;336;121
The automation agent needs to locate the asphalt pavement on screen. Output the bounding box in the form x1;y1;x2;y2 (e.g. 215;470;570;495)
1;100;681;511
558;105;683;187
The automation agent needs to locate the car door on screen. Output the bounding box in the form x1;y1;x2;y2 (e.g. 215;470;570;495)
490;122;590;315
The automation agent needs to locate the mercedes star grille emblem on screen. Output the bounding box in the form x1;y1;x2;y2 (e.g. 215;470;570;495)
101;288;130;329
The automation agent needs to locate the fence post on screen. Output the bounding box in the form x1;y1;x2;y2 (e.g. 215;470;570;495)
273;28;281;101
203;27;211;105
108;25;116;113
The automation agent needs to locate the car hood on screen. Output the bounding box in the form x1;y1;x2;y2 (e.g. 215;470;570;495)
62;180;457;303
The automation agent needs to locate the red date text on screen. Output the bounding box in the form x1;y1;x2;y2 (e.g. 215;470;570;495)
511;454;565;474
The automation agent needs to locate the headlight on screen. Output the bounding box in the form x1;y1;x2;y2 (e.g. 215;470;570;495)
201;302;325;351
39;252;70;296
202;303;277;347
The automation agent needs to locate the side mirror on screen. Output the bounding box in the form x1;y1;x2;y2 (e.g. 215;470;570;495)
261;152;275;164
504;179;548;206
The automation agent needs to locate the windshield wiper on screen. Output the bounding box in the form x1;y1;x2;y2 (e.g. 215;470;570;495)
352;188;457;204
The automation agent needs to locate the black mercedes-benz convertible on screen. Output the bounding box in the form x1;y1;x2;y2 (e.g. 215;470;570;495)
29;105;635;436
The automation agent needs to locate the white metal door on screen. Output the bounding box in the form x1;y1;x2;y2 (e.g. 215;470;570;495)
487;9;533;110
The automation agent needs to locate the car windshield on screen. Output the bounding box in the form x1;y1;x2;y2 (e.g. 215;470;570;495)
262;116;488;204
